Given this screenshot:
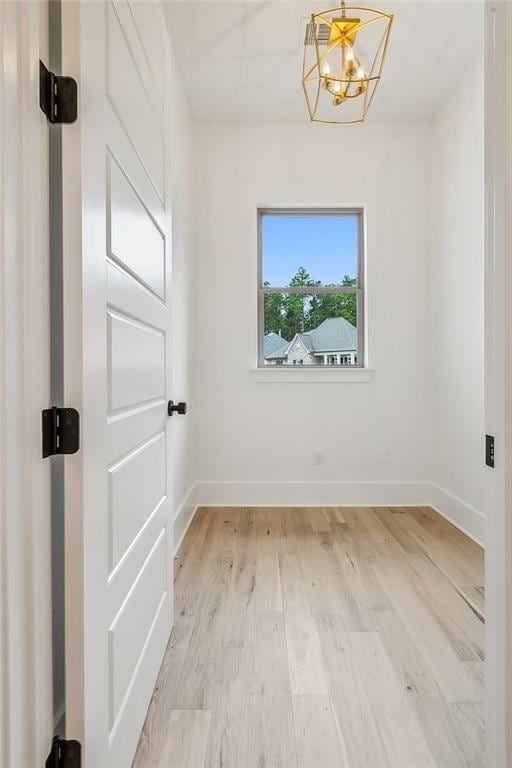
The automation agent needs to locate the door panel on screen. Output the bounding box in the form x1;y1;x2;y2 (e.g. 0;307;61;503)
108;400;165;465
106;1;164;200
108;311;165;410
108;497;168;622
113;0;163;117
126;1;165;105
109;529;168;726
108;156;165;299
109;432;166;569
107;261;167;330
62;2;173;765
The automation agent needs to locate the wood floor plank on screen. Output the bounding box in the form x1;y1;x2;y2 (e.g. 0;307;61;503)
173;506;214;585
255;508;283;611
315;613;390;768
295;527;347;615
465;660;485;696
317;526;369;630
274;508;298;554
292;696;347;768
406;553;484;660
132;573;206;750
341;507;382;557
250;611;298;768
349;631;437;767
395;511;484;597
221;509;257;648
372;607;484;767
325;507;347;524
411;507;482;562
280;552;327;695
329;524;392;628
133;709;212;768
305;507;332;532
372;506;425;554
360;507;403;552
209;507;241;559
448;702;486;768
205;647;253;768
166;557;233;709
460;585;485;617
370;554;482;704
135;579;204;746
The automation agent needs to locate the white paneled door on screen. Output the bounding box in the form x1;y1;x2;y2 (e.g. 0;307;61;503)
60;3;174;765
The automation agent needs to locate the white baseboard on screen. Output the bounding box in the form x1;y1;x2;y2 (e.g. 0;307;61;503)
173;486;197;556
178;480;485;549
430;483;485;548
189;480;432;508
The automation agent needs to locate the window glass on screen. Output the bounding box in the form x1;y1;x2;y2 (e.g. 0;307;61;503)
259;209;363;368
261;214;358;287
262;292;359;367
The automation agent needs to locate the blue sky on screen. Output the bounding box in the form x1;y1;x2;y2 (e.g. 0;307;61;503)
261;214;357;286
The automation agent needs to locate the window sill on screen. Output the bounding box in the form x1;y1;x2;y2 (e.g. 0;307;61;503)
250;367;375;383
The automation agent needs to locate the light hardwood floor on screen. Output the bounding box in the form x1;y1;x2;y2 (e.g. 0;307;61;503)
133;506;485;768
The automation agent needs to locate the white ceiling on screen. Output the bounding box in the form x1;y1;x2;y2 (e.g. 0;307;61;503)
163;1;483;122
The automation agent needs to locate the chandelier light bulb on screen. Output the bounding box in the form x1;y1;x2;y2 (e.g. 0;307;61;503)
356;66;365;80
321;61;331;76
346;49;354;62
332;81;342;93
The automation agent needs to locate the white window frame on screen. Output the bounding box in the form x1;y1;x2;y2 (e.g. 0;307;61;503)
257;207;365;370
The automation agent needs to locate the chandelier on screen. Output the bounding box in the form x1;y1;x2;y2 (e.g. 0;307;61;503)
302;2;393;124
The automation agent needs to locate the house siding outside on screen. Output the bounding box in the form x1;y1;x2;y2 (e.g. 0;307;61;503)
285;336;318;365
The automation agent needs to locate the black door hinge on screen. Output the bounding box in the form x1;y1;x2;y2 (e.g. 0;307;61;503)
486;434;495;468
46;737;81;768
42;407;80;458
39;60;78;124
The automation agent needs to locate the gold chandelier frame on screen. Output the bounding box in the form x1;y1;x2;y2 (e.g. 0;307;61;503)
302;5;394;124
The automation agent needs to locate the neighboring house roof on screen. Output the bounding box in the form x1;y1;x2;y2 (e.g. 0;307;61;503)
286;317;357;355
264;332;289;359
308;316;357;352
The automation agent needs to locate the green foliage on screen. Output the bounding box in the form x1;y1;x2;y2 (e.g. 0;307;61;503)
263;283;284;334
263;269;357;340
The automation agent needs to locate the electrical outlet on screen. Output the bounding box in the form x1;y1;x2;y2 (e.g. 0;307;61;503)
378;449;390;466
313;450;323;466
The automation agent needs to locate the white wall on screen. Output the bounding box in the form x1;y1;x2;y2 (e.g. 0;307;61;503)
167;49;198;548
191;121;433;506
184;63;485;539
430;57;485;542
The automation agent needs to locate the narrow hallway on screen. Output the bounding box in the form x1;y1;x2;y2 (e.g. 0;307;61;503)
134;507;484;768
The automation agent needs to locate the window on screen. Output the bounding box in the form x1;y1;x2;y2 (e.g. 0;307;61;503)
258;208;364;368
